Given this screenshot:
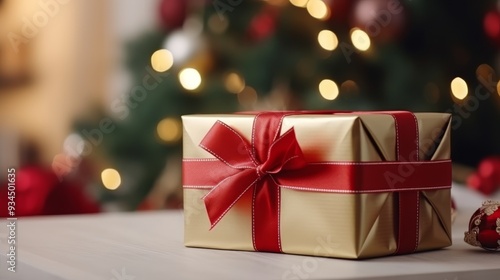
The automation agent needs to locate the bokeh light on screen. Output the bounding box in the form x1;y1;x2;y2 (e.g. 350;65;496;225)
290;0;308;8
238;86;258;106
63;133;85;157
340;80;359;94
450;77;468;100
208;14;229;34
317;30;338;51
157;118;182;143
101;168;121;190
484;11;500;40
306;0;329;20
179;68;202;90
319;79;339;100
350;28;371;51
151;49;174;72
475;64;494;79
225;72;246;94
164;30;198;65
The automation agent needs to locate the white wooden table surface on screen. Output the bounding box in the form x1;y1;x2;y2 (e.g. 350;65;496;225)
1;184;500;280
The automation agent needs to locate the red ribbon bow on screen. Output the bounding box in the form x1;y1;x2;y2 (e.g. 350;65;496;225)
201;121;306;225
200;115;307;252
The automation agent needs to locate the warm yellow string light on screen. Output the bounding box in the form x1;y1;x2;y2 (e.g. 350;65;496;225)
450;77;468;100
317;30;338;51
179;68;202;90
151;49;174;72
157;118;182;143
290;0;308;8
350;28;371;51
306;0;329;20
319;79;339;100
101;168;121;190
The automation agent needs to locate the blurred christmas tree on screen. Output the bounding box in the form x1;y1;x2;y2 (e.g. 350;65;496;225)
78;0;500;209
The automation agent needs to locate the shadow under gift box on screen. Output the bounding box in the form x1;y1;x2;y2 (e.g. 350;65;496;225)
182;113;452;259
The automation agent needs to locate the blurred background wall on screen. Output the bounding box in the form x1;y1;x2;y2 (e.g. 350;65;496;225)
0;0;158;162
0;0;81;164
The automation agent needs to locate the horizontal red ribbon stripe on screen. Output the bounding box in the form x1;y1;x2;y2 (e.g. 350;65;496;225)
183;159;451;193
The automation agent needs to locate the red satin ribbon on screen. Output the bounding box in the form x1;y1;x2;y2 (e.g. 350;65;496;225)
184;111;451;254
385;112;420;255
199;113;305;252
184;160;451;192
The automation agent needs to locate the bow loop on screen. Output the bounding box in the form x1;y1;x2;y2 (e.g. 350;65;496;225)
200;121;257;170
258;128;306;174
199;121;305;229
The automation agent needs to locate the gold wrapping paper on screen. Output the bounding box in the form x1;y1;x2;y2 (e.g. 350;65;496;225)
182;113;452;259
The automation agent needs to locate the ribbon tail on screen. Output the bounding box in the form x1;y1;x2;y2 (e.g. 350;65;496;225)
252;177;282;252
264;128;306;172
203;169;259;229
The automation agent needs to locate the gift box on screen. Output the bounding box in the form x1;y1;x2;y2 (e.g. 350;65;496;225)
182;111;452;259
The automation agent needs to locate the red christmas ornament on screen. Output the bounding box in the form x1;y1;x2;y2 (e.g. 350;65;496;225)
351;0;407;42
324;0;353;23
484;10;500;47
159;0;187;30
464;201;500;251
0;166;99;217
3;166;59;216
478;157;500;183
467;173;497;195
466;156;500;195
247;7;277;42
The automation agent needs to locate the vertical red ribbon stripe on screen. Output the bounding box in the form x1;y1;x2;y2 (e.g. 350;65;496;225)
251;112;292;252
386;112;420;254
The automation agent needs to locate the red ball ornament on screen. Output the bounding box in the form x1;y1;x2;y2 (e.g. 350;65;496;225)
159;0;187;30
247;7;277;42
9;166;59;216
324;0;353;22
466;156;500;195
351;0;407;42
484;10;500;47
464;201;500;251
478;157;500;184
467;172;497;196
0;166;100;217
